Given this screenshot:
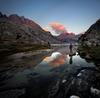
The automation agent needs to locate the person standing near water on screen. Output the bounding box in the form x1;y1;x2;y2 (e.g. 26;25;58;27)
69;43;73;53
69;43;73;64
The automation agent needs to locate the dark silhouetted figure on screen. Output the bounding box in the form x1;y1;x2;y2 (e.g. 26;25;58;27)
69;43;73;53
48;42;51;48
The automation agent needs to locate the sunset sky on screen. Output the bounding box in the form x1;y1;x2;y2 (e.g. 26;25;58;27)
0;0;100;34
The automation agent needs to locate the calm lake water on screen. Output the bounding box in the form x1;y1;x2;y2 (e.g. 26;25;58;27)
0;46;97;98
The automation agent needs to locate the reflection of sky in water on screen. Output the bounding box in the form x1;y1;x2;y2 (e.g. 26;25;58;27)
34;51;95;75
70;52;95;67
1;48;96;89
43;52;69;67
34;52;69;75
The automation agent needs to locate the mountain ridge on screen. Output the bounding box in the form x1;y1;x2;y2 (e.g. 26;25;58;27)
57;32;81;43
0;12;61;44
79;19;100;46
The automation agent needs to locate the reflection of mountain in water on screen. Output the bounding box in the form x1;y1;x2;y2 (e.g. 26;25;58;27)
0;50;50;68
0;50;51;92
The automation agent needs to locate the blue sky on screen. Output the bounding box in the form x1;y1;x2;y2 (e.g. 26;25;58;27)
0;0;100;34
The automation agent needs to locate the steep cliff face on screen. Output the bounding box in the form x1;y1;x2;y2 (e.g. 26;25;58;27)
79;19;100;46
0;12;61;44
9;14;44;31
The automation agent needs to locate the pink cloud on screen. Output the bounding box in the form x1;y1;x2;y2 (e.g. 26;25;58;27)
49;22;68;34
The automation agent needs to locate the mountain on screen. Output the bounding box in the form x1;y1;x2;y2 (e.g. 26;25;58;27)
9;14;44;31
0;12;61;44
79;19;100;46
57;32;81;43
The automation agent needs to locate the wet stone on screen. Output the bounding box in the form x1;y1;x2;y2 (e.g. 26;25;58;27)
0;89;25;98
48;68;100;98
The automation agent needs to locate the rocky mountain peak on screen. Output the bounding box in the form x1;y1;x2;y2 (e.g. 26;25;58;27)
0;12;7;18
96;19;100;24
79;19;100;46
0;12;61;44
9;14;43;30
0;12;3;17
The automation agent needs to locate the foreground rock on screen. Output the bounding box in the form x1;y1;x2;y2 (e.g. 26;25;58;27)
48;67;100;98
1;65;100;98
0;89;25;98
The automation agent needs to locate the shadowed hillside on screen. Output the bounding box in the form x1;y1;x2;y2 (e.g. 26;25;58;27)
0;12;61;44
79;19;100;46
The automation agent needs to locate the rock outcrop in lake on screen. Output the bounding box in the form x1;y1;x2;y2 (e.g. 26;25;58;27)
0;12;61;44
79;19;100;46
